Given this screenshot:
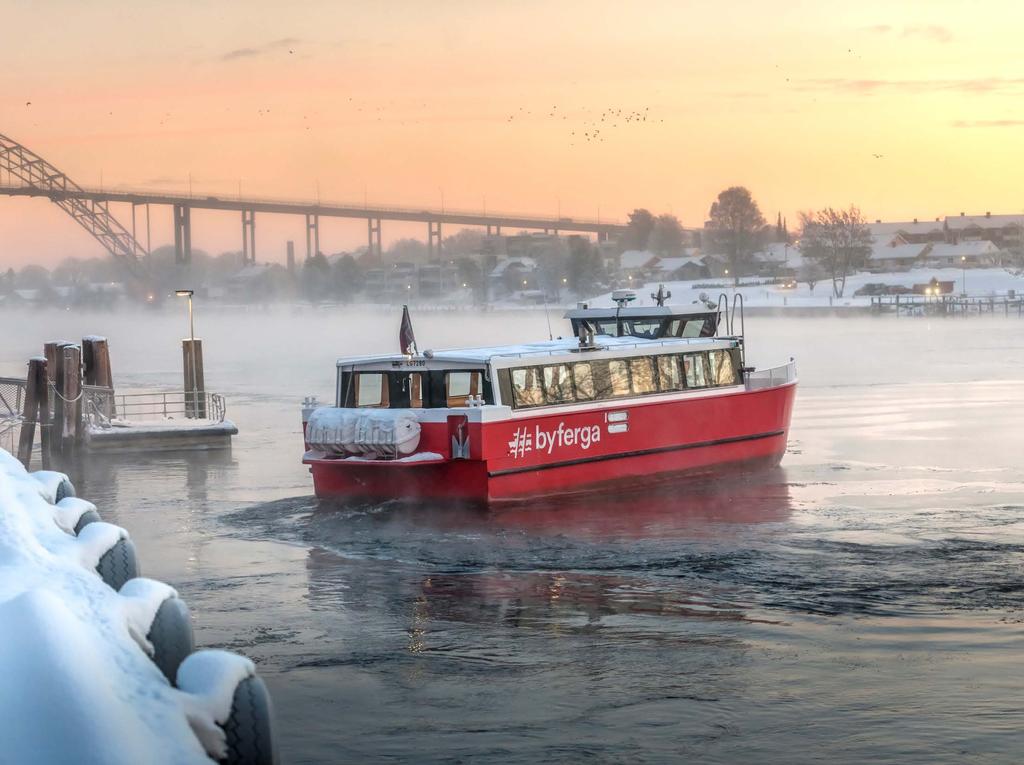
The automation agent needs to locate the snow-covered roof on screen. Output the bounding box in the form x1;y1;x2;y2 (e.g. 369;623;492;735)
945;214;1024;230
619;250;658;270
869;242;928;261
754;242;804;266
13;289;40;300
869;219;944;244
927;241;1001;258
338;333;729;367
652;256;704;272
489;257;538;277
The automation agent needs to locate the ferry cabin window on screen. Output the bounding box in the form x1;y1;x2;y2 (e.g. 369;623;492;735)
608;360;631;396
657;355;683;391
447;371;481;407
709;350;737;386
512;367;543;407
629;357;656;394
572;362;595;400
542;364;573;404
355;373;389;408
684;353;710;388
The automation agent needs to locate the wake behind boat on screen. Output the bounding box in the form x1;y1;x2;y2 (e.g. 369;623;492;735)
301;291;797;502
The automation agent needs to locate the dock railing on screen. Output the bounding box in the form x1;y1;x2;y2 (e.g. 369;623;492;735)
0;376;26;452
745;360;797;390
84;386;227;426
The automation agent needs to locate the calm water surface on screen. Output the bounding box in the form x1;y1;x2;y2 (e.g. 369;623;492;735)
3;309;1024;764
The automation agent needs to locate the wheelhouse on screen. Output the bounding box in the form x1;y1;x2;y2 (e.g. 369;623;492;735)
564;304;720;340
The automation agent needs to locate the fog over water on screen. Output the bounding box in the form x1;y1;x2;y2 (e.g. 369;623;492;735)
3;307;1024;764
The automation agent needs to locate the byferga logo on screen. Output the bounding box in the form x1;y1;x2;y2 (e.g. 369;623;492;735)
508;422;601;459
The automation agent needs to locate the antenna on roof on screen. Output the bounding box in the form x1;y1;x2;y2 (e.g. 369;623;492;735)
650;284;671;307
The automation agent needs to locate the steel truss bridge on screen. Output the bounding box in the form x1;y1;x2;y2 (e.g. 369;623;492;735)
0;132;627;266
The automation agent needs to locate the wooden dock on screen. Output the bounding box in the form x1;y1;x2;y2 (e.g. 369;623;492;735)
870;294;1024;317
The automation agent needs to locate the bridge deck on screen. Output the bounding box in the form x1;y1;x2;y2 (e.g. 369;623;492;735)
0;184;627;234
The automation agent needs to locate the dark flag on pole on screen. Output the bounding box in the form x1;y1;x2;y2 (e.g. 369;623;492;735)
400;304;417;355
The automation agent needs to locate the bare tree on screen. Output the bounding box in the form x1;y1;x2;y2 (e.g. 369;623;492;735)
799;261;825;294
706;187;766;285
798;206;872;298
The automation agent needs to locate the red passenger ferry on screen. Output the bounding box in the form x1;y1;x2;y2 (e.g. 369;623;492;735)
302;291;796;502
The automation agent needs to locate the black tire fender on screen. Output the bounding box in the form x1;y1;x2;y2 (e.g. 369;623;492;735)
221;675;279;765
146;595;194;685
96;537;140;590
74;509;102;535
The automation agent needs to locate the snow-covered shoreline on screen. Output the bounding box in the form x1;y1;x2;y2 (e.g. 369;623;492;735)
0;449;269;764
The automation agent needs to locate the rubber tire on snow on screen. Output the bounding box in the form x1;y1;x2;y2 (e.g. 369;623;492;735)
74;509;102;535
221;675;278;765
55;477;76;502
96;537;140;590
147;596;194;685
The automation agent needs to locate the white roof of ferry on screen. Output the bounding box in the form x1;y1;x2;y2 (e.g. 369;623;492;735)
337;333;731;367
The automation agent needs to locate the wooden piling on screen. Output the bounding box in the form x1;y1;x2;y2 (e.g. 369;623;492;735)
82;336;115;418
182;338;206;418
16;357;45;468
61;345;82;460
36;359;51;470
47;342;73;459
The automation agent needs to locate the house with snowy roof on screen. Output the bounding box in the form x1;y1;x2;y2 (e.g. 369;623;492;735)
868;219;945;246
649;256;708;281
944;212;1024;249
753;242;804;276
618;249;659;282
924;240;1002;268
866;242;930;273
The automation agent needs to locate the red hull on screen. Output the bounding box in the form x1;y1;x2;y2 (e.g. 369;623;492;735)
306;382;796;503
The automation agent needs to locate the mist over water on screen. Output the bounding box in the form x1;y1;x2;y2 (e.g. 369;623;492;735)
3;308;1024;763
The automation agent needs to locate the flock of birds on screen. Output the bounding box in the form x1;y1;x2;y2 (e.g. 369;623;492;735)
504;104;666;146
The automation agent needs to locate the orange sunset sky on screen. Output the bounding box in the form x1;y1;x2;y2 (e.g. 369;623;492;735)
3;0;1024;266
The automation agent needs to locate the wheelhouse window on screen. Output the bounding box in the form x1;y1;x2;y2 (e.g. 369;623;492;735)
355;372;389;408
682;320;705;338
629;357;656;394
572;362;595;400
408;373;423;407
657;355;683;391
608;360;631;396
447;371;482;407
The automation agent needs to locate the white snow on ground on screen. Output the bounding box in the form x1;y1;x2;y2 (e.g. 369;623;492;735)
589;267;1024;309
0;449;246;764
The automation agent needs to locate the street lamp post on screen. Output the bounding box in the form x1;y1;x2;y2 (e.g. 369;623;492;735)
175;289;198;418
961;255;967;296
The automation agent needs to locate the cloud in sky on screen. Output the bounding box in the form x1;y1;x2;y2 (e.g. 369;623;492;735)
952;119;1024;128
220;38;302;62
862;24;953;43
800;77;1024;95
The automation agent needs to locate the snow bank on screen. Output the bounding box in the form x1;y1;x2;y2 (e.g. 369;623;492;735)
0;448;252;764
306;407;421;457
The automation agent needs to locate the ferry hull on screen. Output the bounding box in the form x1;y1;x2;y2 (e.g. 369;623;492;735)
306;381;796;503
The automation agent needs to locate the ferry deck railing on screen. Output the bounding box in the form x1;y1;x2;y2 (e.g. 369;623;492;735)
745;360;797;391
83;386;227;426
